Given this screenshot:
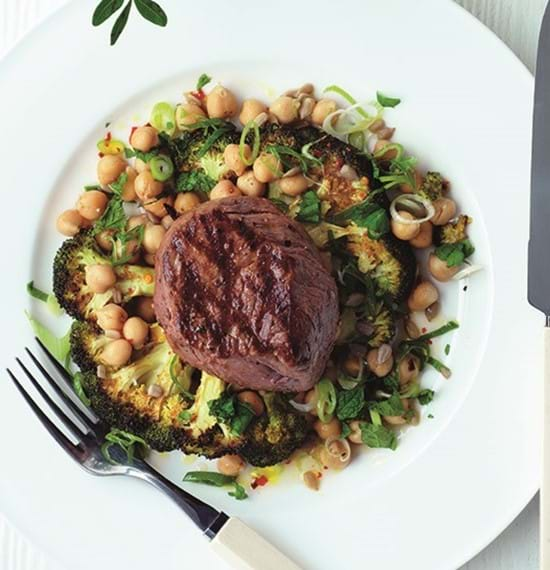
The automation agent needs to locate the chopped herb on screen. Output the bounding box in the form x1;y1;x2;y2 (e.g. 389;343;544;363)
369;392;405;416
296;191;321;223
101;429;149;465
376;91;401;108
435;239;475;268
330;200;389;240
26;281;63;316
336;385;365;420
111;224;144;266
265;144;321;173
84;184;102;191
196;73;212;91
428;413;434;419
178;410;191;423
124;147;160;162
360;422;398;450
176;171;216;193
26;312;71;369
109;171;128;196
208;393;255;436
183;471;248;500
95;195;126;233
444;344;451;355
418;389;435;406
72;372;91;406
340;422;352;439
416;320;459;342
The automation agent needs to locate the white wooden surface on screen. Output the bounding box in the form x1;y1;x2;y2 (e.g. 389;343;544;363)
0;1;545;568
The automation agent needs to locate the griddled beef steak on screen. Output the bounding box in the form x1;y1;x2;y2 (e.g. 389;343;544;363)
154;196;339;392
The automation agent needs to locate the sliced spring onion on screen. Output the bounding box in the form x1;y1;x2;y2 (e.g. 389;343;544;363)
183;471;248;500
348;131;365;150
390;194;435;225
322;105;376;138
289;399;315;413
452;264;483;280
324;85;369;119
169;355;194;399
416;320;459;342
97;138;125;155
101;429;149;465
149;155;174;181
239;120;261;166
373;142;404;160
150;102;176;136
316;378;337;423
25;312;71;368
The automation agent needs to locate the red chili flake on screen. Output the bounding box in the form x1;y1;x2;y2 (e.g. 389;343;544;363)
129;126;138;143
427;339;433;345
421;327;427;333
192;90;206;101
105;131;112;142
251;475;268;489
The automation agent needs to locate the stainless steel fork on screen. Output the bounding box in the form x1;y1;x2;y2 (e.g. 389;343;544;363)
6;339;302;570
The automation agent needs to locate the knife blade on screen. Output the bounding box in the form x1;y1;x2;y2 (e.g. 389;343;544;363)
529;2;550;317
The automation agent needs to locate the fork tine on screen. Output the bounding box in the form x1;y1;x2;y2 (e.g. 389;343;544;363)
7;368;84;461
15;358;84;441
25;347;98;434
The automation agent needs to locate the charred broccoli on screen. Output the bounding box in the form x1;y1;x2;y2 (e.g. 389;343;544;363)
240;393;310;467
417;171;444;202
434;214;471;245
53;230;154;323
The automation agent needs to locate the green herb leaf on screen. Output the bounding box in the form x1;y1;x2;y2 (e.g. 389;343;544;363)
208;394;255;436
416;320;459;341
134;0;167;26
330;200;389;240
296;191;321;223
369;392;405;416
72;372;91;406
92;0;124;26
27;281;48;303
95;196;126;233
336;385;365;420
111;224;144;266
435;239;475;268
124;147;160;162
101;429;149;464
340;422;352;439
84;184;102;191
228;482;248;500
360;422;398;450
376;91;401;108
183;471;248;500
110;0;131;45
196;73;212;91
109;171;128;196
176;171;216;193
418;389;435;405
178;410;191;423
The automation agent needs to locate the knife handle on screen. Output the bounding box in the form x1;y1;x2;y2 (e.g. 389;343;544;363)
210;517;302;570
542;326;550;569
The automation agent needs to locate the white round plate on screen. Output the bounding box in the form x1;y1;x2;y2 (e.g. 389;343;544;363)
0;1;541;569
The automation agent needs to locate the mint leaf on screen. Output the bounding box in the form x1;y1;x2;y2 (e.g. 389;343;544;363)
296;191;321;223
418;389;435;405
435;239;475;267
369;393;405;417
208;394;255;436
330;200;389;240
360;422;398;450
376;91;401;108
336;386;365;420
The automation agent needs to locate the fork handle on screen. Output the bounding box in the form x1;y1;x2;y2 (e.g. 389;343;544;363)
211;517;302;570
542;326;550;568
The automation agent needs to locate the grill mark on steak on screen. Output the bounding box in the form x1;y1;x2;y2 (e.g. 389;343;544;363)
154;196;340;392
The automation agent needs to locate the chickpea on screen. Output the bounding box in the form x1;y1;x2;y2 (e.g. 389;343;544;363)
143;196;174;218
161;215;174;230
239;99;268;125
408;281;439;312
217;454;245;477
384;399;410;426
144;253;156;266
210;180;242;200
253;152;282;183
305;389;318;416
431;198;457;226
391;211;420;241
85;264;116;294
270;96;299;124
311;98;337;126
409;221;433;248
366;346;394;378
176;103;206;128
97;304;128;332
134;296;156;323
100;339;132;368
127;214;148;230
206;85;239;119
135;158;150;174
237;391;265;416
236;171;265;197
428;253;460;282
343;354;361;376
398;355;421;385
279;174;310;196
224;143;250;176
97;154;127;186
95;229;114;252
130;126;159;153
143;223;166;254
374;139;399;161
314;417;341;440
121;166;138;201
56;209;84;236
134;171;163;202
174;192;201;214
77;190;108;221
122;316;149;348
348;420;363;445
319;439;351;470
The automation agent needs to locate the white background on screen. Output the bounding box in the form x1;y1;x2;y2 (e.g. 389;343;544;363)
0;0;545;568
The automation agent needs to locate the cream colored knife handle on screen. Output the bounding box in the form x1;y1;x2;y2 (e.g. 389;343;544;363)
211;517;303;570
543;326;550;570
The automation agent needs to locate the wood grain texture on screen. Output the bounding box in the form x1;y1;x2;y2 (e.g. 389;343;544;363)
0;1;545;569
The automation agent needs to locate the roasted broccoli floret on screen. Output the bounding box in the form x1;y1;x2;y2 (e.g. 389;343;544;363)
434;215;471;245
53;230;154;323
240;393;310;467
417;171;444;202
364;306;396;347
71;321;245;457
166;121;239;187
